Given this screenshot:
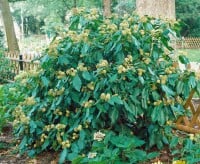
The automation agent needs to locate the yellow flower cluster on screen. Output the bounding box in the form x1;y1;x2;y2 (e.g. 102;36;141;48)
54;108;63;115
100;93;111;101
13;106;30;125
21;96;36;106
88;152;97;159
55;124;66;130
120;20;131;36
77;63;87;71
157;75;168;84
93;131;105;141
172;160;186;164
163;98;175;106
61;140;71;148
153;100;162;106
84;8;99;21
150;29;163;37
175;96;183;104
87;82;95;90
143;57;151;65
118;55;133;74
165;66;176;74
48;39;60;56
124;55;133;65
151;84;157;90
66;68;77;76
99;21;118;34
65;109;70;117
82;100;94;108
137;68;146;76
41;108;46;112
133;25;139;33
71;7;86;15
44;124;55;132
117;65;126;74
40;133;48;143
74;125;82;132
96;60;109;68
140;16;148;23
66;30;90;43
140;30;145;35
72;132;79;140
57;71;66;79
48;87;65;97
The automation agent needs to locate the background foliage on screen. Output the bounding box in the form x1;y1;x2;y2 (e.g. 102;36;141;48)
175;0;200;37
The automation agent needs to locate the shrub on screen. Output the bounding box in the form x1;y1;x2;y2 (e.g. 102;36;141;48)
13;8;199;163
0;50;15;82
0;83;24;132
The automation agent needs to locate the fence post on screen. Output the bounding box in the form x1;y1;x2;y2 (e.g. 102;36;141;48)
19;54;23;71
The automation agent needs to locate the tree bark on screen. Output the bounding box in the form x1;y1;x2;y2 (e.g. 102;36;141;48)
103;0;111;18
136;0;175;19
0;0;19;52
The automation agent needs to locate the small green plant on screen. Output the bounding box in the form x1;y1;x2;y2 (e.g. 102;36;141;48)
0;29;5;49
0;51;15;82
12;8;199;163
170;133;200;164
0;83;25;133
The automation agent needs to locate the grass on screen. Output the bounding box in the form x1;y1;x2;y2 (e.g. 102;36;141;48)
177;49;200;62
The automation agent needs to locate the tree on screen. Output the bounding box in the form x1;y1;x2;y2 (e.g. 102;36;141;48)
0;0;19;52
103;0;111;17
136;0;175;19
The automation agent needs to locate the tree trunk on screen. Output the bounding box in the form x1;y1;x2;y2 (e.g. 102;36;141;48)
136;0;175;19
0;0;19;52
103;0;111;18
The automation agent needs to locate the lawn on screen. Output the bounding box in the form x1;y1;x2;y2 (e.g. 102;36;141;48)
177;49;200;62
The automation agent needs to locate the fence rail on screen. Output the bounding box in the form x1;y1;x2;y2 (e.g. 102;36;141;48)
174;37;200;49
4;52;40;81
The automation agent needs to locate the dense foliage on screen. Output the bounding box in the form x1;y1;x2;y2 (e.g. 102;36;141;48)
12;9;199;163
176;0;200;37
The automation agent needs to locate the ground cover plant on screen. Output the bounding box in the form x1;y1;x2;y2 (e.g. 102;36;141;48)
11;8;200;163
0;82;24;133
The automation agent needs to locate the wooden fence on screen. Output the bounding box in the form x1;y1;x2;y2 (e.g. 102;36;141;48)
174;37;200;49
3;52;40;81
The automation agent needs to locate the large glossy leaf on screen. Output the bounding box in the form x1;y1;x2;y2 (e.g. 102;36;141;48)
72;75;82;92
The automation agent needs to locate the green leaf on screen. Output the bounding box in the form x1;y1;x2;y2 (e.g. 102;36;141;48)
41;76;49;87
19;136;27;151
29;120;37;133
108;96;123;105
147;152;159;160
189;76;196;88
169;136;179;148
72;156;84;164
176;81;184;94
59;149;68;164
82;71;91;81
58;55;70;65
72;75;82;91
42;139;50;150
110;108;119;124
161;85;175;96
179;55;189;64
